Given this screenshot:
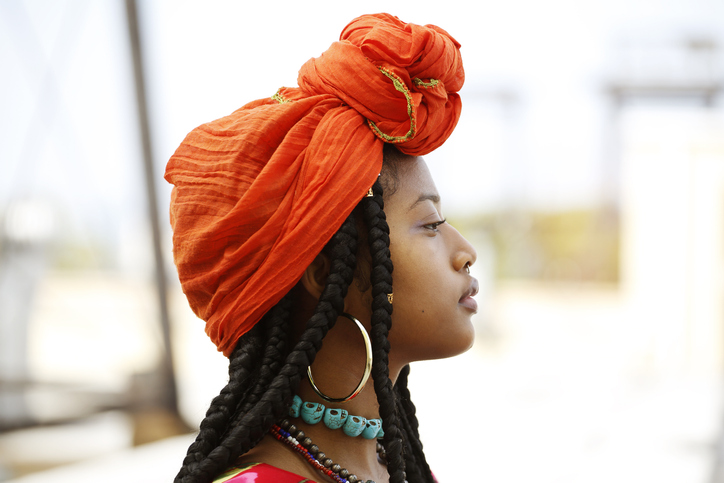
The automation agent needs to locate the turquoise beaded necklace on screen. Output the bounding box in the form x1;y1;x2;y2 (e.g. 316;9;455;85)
289;395;384;440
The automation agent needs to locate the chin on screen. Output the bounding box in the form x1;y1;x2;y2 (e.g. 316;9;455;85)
390;314;476;363
423;322;476;361
449;321;476;356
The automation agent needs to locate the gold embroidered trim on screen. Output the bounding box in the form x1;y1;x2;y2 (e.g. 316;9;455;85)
413;77;440;88
272;88;291;104
367;66;416;143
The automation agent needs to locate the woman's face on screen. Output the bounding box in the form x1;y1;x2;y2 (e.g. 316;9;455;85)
377;156;478;364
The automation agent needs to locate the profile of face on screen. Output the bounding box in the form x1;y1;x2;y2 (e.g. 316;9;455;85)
379;156;478;366
300;154;478;379
295;153;478;397
325;153;479;375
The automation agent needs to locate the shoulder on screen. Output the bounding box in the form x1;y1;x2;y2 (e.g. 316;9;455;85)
213;462;317;483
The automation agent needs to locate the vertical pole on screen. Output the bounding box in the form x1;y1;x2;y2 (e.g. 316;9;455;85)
124;0;178;414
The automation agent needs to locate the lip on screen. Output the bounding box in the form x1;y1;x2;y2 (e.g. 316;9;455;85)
459;277;479;312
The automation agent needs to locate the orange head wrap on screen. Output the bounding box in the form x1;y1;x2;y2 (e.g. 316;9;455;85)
165;13;465;356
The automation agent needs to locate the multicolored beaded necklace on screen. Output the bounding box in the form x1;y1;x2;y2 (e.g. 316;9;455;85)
272;419;389;483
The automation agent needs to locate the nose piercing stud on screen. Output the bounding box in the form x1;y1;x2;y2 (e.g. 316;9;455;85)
464;263;470;274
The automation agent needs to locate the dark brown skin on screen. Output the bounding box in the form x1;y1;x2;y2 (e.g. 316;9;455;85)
240;156;478;482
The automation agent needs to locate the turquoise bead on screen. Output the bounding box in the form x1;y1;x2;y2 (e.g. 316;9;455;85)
361;419;381;439
323;408;348;430
300;402;325;424
289;395;302;418
342;415;366;437
377;425;384;439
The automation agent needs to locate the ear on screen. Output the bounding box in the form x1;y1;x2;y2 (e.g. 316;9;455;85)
300;253;331;300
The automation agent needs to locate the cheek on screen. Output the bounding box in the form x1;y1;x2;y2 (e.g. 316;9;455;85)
387;243;475;361
389;248;453;331
391;243;447;301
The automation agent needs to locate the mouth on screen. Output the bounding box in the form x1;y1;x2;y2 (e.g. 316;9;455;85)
458;278;479;312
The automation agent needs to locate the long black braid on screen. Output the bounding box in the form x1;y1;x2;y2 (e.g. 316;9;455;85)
359;178;407;483
360;167;433;483
395;365;434;483
175;148;435;483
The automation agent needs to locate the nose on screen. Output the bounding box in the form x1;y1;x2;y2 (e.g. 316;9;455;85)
451;226;477;273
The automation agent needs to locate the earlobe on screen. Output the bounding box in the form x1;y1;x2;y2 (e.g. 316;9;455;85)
300;253;331;299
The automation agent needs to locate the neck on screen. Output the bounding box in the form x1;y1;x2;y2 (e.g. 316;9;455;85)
292;382;388;482
283;303;406;482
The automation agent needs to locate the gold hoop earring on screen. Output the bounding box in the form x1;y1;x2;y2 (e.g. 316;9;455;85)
307;313;373;403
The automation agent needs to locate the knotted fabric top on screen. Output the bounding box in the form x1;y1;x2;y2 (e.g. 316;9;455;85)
165;13;465;356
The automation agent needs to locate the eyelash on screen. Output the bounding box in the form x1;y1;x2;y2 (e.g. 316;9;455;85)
424;219;447;232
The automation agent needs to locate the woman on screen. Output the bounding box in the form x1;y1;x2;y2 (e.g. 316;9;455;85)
165;13;477;483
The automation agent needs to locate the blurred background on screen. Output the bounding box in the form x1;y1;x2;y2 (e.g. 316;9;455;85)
1;0;723;481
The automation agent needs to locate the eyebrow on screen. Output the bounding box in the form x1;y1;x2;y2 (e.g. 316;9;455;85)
408;193;441;211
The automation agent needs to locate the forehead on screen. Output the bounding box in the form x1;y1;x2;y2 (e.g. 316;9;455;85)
383;157;439;210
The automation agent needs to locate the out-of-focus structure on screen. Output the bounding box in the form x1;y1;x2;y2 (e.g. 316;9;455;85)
0;0;188;478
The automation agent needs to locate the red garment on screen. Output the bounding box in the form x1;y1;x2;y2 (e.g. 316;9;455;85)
213;462;315;483
165;13;464;356
213;462;439;482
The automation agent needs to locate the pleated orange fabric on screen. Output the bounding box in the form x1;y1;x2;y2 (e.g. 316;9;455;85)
165;13;465;356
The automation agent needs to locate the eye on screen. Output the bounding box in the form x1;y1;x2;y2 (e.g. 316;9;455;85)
424;219;447;232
